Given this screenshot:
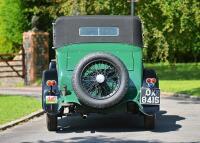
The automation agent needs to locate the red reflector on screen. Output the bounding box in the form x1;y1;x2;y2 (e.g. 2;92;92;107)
146;78;151;83
152;78;157;83
146;78;156;84
46;80;57;86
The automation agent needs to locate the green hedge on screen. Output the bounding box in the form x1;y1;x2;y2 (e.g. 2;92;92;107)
0;0;26;54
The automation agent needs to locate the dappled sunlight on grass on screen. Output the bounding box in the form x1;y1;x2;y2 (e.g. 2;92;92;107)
145;63;200;96
145;63;200;80
160;80;200;96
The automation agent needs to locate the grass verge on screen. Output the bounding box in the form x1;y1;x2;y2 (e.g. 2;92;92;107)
145;63;200;96
0;95;41;125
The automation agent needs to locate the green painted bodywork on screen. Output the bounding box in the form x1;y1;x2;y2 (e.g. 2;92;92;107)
55;43;143;112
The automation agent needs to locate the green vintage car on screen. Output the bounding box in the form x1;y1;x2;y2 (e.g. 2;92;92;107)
42;16;160;131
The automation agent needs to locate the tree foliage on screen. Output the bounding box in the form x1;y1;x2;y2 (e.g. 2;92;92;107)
137;0;200;62
0;0;199;63
0;0;25;53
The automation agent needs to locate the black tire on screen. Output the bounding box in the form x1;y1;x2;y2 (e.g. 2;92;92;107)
46;113;57;131
144;114;155;130
72;52;129;109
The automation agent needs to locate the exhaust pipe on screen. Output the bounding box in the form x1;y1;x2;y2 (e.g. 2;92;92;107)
82;114;87;119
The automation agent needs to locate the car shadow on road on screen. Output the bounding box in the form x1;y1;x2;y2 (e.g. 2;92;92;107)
22;136;166;143
56;110;185;134
23;136;165;143
153;110;185;132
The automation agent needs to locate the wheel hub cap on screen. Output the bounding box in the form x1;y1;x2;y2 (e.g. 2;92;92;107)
96;74;105;83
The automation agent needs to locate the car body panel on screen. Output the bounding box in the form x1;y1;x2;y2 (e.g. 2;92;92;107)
55;43;143;111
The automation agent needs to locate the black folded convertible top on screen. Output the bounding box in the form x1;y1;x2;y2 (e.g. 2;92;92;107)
54;16;143;48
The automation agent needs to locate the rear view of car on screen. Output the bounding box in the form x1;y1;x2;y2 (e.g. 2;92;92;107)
42;16;160;131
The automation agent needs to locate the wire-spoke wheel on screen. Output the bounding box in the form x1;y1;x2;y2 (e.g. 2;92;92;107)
72;52;129;109
81;60;120;100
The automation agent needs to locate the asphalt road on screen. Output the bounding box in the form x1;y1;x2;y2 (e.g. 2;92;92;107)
0;96;200;143
0;87;41;99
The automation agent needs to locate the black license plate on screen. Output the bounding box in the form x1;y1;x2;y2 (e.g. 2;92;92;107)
141;88;160;105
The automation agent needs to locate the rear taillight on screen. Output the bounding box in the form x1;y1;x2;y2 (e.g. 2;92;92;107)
46;80;57;86
146;78;157;84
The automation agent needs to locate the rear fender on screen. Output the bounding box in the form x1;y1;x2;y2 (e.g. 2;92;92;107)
42;70;60;115
140;69;160;115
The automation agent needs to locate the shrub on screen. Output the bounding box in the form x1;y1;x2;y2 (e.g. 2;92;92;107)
0;0;25;53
